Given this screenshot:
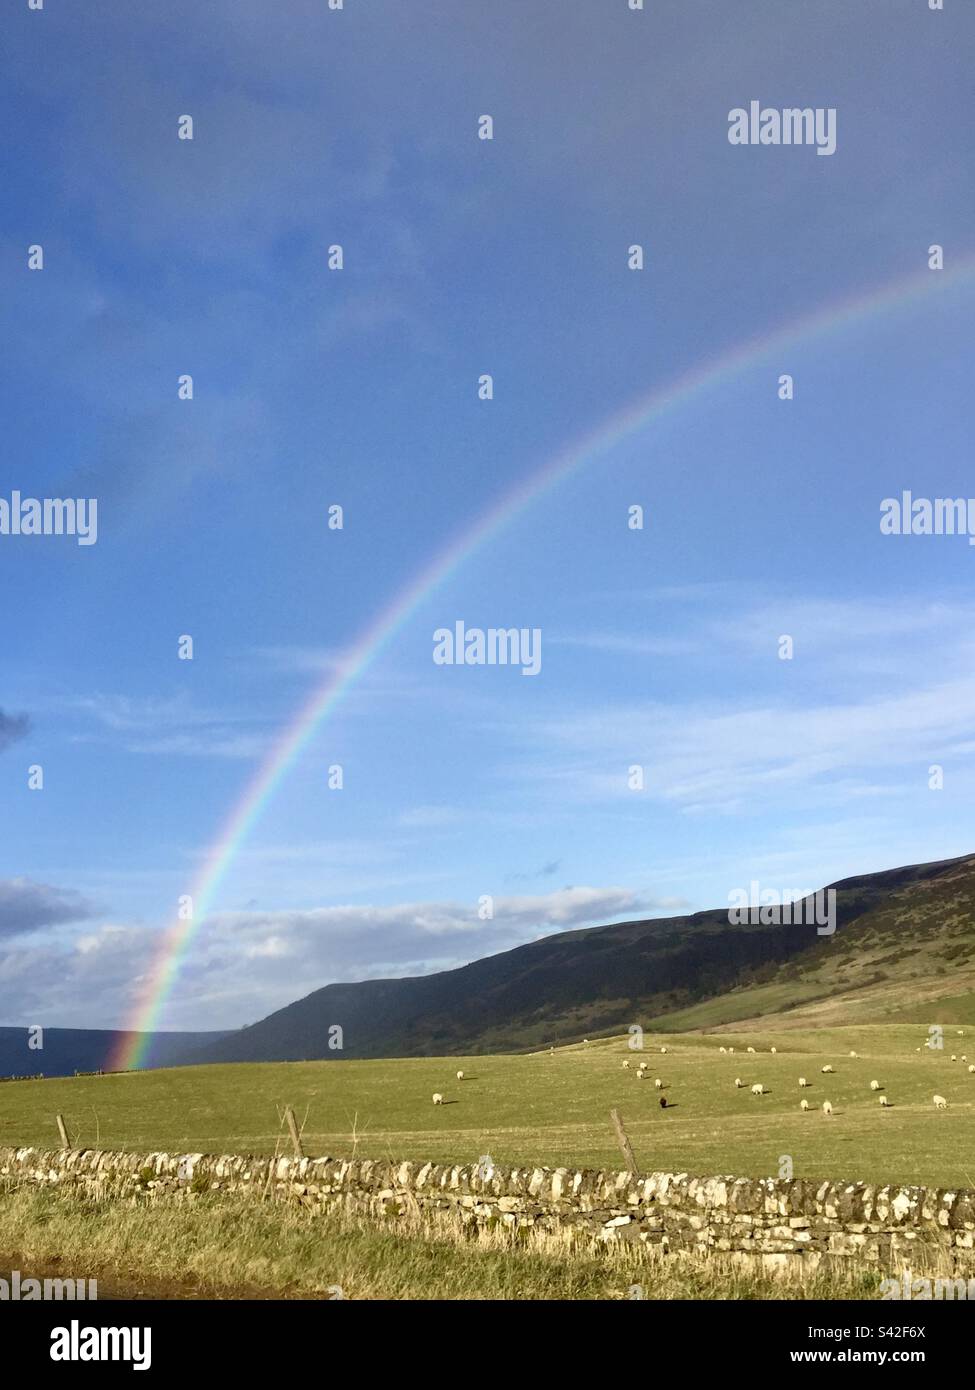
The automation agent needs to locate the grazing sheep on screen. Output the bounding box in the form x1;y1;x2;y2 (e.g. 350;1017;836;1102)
822;1065;834;1074
622;1060;630;1069
747;1046;756;1053
659;1096;667;1109
879;1095;889;1107
800;1098;810;1111
869;1080;880;1091
751;1083;765;1096
660;1046;668;1054
718;1046;727;1054
962;1056;967;1062
933;1095;948;1109
822;1100;833;1116
770;1047;777;1055
734;1077;744;1088
638;1061;648;1072
636;1070;645;1079
916;1047;921;1052
432;1093;444;1105
798;1077;810;1088
968;1065;975;1074
654;1078;663;1088
728;1047;734;1054
951;1055;957;1062
456;1070;465;1081
959;1031;965;1036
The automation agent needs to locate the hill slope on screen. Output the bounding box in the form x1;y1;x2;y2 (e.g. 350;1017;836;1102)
184;852;975;1064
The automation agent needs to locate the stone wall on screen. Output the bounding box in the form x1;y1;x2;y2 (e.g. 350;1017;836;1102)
2;1145;973;1274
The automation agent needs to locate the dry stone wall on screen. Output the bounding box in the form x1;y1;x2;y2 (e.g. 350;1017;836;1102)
2;1145;973;1274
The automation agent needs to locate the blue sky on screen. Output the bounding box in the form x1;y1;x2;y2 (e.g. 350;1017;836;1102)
1;0;973;1032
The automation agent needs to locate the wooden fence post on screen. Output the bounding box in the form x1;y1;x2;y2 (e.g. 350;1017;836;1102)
610;1107;637;1175
283;1105;304;1159
55;1113;71;1148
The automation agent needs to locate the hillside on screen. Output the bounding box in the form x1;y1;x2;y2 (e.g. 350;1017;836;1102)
183;852;975;1065
0;1028;229;1080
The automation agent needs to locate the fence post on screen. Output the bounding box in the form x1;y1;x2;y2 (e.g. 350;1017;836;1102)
283;1105;304;1159
55;1113;71;1148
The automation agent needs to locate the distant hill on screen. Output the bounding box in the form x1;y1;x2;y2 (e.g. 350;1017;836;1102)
181;852;975;1065
0;1028;230;1080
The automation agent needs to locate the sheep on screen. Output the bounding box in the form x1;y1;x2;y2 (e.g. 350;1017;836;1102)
636;1070;645;1080
821;1065;834;1074
869;1079;880;1091
751;1083;765;1096
915;1047;921;1052
798;1077;810;1088
770;1046;777;1055
951;1055;957;1062
622;1060;630;1069
456;1070;465;1081
638;1061;648;1072
658;1096;667;1109
432;1093;444;1105
800;1098;810;1111
727;1047;734;1053
933;1095;948;1109
968;1065;975;1074
879;1095;889;1107
747;1046;756;1053
654;1078;663;1089
734;1077;744;1089
962;1056;967;1062
822;1100;833;1116
660;1046;668;1054
583;1038;589;1044
718;1046;726;1054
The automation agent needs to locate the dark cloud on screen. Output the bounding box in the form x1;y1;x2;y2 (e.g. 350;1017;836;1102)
0;710;30;752
0;879;94;938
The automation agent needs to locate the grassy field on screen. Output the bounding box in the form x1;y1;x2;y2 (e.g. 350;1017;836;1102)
2;1024;974;1189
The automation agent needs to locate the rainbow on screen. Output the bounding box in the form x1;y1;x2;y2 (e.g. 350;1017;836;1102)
111;257;973;1070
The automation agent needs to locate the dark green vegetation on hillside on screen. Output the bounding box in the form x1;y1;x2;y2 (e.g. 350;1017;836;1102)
183;853;975;1064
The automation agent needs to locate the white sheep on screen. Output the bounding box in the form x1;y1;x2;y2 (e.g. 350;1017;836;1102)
636;1070;645;1080
770;1046;777;1055
962;1056;967;1062
869;1080;880;1091
734;1077;744;1089
751;1083;765;1096
821;1065;834;1074
456;1070;465;1081
800;1098;810;1111
798;1077;810;1088
879;1095;889;1107
728;1047;734;1053
660;1046;668;1054
718;1046;726;1054
849;1050;858;1058
933;1095;948;1109
622;1060;630;1069
747;1046;756;1053
432;1093;444;1105
822;1100;833;1116
654;1078;663;1089
638;1061;648;1072
968;1065;975;1074
951;1055;957;1062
